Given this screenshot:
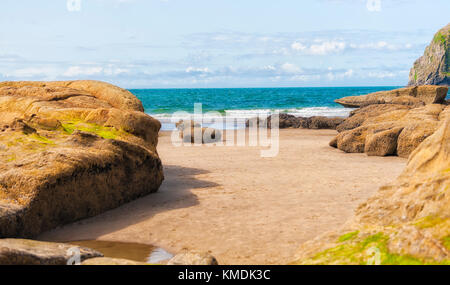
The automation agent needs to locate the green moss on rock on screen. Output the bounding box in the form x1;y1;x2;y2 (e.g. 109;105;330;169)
61;120;125;140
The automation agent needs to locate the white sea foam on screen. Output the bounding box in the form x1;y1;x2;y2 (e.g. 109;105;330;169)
150;107;354;131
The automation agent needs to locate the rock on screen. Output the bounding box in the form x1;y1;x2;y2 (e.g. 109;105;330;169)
336;104;411;133
176;120;222;144
335;86;448;108
167;250;219;265
248;114;345;130
0;239;103;265
408;23;450;86
82;257;147;265
332;99;449;157
364;127;403;156
0;80;164;238
293;120;450;265
308;116;345;130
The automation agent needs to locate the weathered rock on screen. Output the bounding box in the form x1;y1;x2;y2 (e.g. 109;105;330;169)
248;114;344;130
0;80;164;238
0;239;103;265
293;120;450;265
176;120;222;144
335;86;448;108
167;250;219;265
308;116;345;130
364;127;403;156
82;257;147;265
332;103;448;158
336;104;411;133
408;23;450;86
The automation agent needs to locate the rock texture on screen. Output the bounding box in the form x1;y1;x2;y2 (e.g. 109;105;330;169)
335;86;448;108
0;239;103;265
408;23;450;86
0;80;164;238
167;250;219;265
176;120;222;144
293;119;450;265
246;114;345;130
331;86;449;158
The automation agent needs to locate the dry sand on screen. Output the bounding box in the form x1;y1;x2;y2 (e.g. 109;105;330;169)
39;129;406;265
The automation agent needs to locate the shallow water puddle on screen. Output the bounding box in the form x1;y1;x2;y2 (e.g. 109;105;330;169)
67;240;173;264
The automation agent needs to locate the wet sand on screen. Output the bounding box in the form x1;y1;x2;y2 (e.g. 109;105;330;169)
39;129;406;265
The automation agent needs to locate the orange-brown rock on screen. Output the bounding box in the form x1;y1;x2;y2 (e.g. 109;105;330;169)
0;80;164;238
332;99;449;157
176;120;222;144
293;120;450;265
335;86;448;108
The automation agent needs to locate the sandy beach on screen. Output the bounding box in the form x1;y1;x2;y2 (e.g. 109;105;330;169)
38;129;406;265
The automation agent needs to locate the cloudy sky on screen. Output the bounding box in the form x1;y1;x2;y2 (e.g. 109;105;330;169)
0;0;449;88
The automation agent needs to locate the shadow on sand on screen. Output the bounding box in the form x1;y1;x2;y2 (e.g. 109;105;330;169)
38;165;220;241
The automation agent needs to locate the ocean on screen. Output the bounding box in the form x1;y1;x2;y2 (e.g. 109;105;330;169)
130;86;402;130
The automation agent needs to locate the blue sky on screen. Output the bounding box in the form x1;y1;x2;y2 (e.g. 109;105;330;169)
0;0;449;88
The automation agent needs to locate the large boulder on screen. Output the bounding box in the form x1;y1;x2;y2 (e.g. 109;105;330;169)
334;86;448;108
333;103;448;157
176;120;222;144
0;80;164;238
293;120;450;265
0;239;103;265
408;23;450;86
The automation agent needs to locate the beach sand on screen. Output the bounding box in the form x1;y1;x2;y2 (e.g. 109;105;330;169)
39;129;406;265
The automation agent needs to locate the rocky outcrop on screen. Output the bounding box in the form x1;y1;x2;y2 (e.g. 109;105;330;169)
167;250;219;265
293;120;450;265
176;120;222;144
331;86;449;158
408;23;450;86
334;86;448;108
0;80;164;238
246;114;345;130
0;239;103;265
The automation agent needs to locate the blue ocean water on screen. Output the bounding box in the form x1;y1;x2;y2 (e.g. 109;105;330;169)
129;87;402;130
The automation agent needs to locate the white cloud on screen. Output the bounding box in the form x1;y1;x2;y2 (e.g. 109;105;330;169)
309;41;346;55
63;65;129;77
280;63;302;74
290;40;346;55
185;67;210;73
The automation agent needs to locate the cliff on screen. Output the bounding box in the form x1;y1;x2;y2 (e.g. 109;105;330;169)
408;23;450;86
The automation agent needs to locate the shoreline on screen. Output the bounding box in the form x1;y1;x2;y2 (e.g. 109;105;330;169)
38;129;406;265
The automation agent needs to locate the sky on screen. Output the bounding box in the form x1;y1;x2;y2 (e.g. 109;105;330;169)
0;0;449;88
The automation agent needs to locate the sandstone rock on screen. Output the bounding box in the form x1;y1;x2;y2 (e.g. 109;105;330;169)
364;127;403;156
0;239;103;265
408;23;450;86
332;103;448;158
336;104;410;133
176;120;222;144
0;81;164;238
82;257;147;265
250;114;344;130
308;116;345;130
293;120;450;265
334;86;448;108
167;250;219;265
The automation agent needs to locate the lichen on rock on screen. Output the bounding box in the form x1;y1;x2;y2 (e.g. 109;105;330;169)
0;80;164;238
